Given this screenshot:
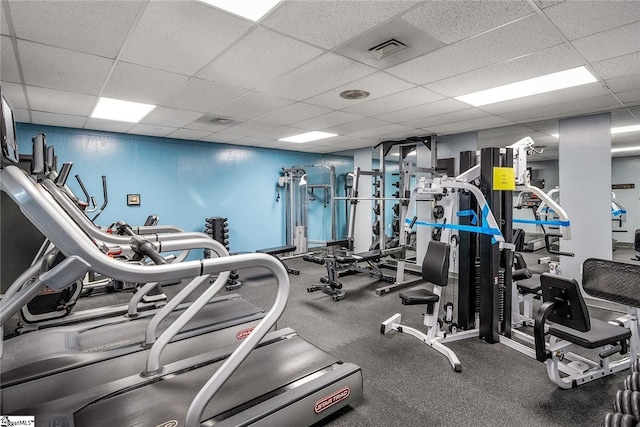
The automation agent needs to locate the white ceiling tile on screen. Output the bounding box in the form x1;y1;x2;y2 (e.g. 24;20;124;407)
256;102;331;126
341;87;445;117
402;0;534;45
211;91;294;120
543;0;640;40
185;117;243;133
217;120;282;138
257;52;376;101
127;123;177;138
139;107;203;128
31;111;86;128
197;27;323;90
606;74;640;93
292;110;365;131
162;78;248;113
1;36;21;83
373;129;426;141
402;108;492;130
617;89;640;105
327;137;377;150
533;1;565;9
348;123;416;139
13;108;30;123
200;133;241;144
593;53;640;80
258;125;307;140
18;40;113;95
262;1;417;49
387;14;563;85
429;116;515;135
8;1;144;58
426;44;585;97
119;1;252;75
84;117;134;133
1;81;27;109
323;117;391;135
102;62;189;105
375;98;469;123
26;86;96;116
1;4;9;35
498;94;621;122
167;128;212;141
572;21;640;63
304;72;416;110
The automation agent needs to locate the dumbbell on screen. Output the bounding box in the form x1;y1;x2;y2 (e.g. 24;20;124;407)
603;412;638;427
614;390;640;419
625;373;640;391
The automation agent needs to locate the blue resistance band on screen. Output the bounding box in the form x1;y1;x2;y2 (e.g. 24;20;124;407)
611;209;626;217
513;218;570;227
406;218;502;240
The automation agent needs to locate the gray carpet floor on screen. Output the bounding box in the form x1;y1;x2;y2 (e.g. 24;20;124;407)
3;247;637;426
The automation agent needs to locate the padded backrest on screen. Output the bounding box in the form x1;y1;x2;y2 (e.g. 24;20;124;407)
421;240;450;287
583;258;640;308
540;273;590;332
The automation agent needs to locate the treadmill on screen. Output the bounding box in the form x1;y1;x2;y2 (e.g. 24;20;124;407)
0;93;363;425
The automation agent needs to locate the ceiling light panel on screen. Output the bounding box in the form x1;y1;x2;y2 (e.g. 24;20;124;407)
91;97;156;123
199;0;282;21
456;66;598;107
279;131;337;143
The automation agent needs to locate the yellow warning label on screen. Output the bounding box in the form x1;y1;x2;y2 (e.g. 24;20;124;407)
492;167;515;191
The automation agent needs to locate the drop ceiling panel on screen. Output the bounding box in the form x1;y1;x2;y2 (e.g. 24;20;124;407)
13;108;29;123
1;36;21;83
26;86;96;116
258;125;309;140
200;133;241;144
127;123;177;138
1;5;9;35
401;0;534;44
543;0;640;40
327;137;378;150
216;120;284;138
162;78;248;113
425;44;585;97
292;110;365;131
211;91;294;120
167;128;212;141
8;0;144;58
303;72;416;110
261;1;417;50
256;102;331;126
139;107;204;128
341;87;445;117
84;117;134;133
102;62;189;105
374;98;469;123
401;108;492;130
593;53;640;80
386;14;564;85
428;115;514;135
347;123;416;139
1;81;27;109
30;111;86;129
605;74;640;93
618;90;640;104
197;28;324;90
118;1;252;75
257;53;376;101
18;40;113;95
571;21;640;63
323;117;391;135
498;93;621;122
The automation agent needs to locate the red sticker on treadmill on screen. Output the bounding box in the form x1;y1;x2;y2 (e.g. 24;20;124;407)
236;328;254;340
314;386;351;413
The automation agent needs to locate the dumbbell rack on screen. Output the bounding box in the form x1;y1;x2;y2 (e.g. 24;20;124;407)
204;216;241;290
603;356;640;426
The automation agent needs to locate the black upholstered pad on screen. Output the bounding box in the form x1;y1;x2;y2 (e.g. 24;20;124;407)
421;241;450;287
256;245;296;255
399;287;439;305
516;275;541;294
550;318;631;349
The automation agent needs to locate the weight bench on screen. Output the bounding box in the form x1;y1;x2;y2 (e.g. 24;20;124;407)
380;241;464;372
307;247;394;301
256;245;299;275
534;260;640;389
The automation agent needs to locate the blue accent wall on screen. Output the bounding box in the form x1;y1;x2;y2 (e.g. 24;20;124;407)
16;123;353;253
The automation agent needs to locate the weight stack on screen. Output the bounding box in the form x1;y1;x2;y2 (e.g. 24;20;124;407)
204;217;240;290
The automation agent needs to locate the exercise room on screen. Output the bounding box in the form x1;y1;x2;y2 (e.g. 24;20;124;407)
1;1;640;426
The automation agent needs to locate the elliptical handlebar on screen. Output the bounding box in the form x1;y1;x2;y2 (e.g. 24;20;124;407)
91;175;108;222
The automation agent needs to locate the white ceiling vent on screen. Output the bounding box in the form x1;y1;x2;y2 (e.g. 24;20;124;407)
195;114;236;126
368;39;408;59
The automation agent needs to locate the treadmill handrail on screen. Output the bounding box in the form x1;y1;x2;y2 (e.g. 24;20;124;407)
0;165;265;284
183;253;290;427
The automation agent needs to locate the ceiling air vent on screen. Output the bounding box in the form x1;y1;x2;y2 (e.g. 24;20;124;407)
368;38;408;59
208;117;233;125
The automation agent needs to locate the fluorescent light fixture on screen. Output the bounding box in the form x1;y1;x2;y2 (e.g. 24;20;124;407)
455;66;597;107
612;146;640;153
198;0;281;21
279;131;337;143
612;124;640;134
91;97;155;123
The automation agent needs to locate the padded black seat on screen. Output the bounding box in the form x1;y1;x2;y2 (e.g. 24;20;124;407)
399;288;438;305
550;318;631;349
516;275;541;294
256;245;296;255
